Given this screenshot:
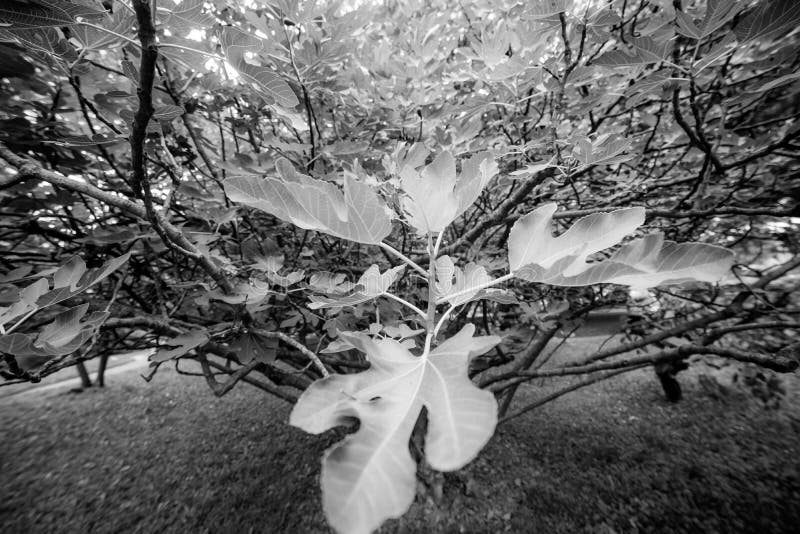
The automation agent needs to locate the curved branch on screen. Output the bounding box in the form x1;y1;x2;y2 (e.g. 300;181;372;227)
492;343;798;394
498;366;644;425
498;205;797;226
197;351;297;402
199;354;297;403
0;143;233;294
131;0;158;201
254;330;330;377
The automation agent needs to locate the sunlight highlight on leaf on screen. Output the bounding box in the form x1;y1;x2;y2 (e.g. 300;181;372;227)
290;324;500;534
224;159;393;244
509;204;734;288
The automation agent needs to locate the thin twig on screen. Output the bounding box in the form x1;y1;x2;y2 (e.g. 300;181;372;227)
197;352;297;402
492;343;798;393
498;366;645;425
382;292;428;321
380;242;427;276
0;144;233;294
254;330;330;377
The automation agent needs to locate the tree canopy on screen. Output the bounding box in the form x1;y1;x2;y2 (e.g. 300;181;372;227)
1;1;799;532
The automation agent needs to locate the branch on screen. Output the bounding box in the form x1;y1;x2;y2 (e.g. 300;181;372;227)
382;292;428;322
197;353;298;403
752;255;800;290
101;318;317;392
497;203;797;227
492;343;798;393
0;142;145;217
498;366;645;425
198;352;258;395
724;127;800;170
494;324;561;416
0;143;233;294
559;12;573;71
202;340;313;390
704;321;800;340
576;256;800;363
103;316;182;336
485;254;800;391
671;88;724;173
283;24;316;168
557;205;796;219
253;330;330;377
379;242;427;277
103;317;320;382
131;0;158;201
129;1;211;266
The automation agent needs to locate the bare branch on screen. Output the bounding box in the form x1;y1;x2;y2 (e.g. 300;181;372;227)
492;343;798;393
254;330;330;377
498;366;644;425
197;352;298;403
0;143;233;294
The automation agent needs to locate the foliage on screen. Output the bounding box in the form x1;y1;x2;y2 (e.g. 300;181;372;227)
291;324;500;534
0;0;799;532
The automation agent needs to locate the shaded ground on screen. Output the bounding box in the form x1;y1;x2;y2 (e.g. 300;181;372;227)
1;340;799;533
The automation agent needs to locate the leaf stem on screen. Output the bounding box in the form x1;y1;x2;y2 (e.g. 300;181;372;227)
435;273;515;305
76;22;226;64
77;22;140;48
422;233;438;355
381;292;427;322
158;43;224;61
432;231;445;259
4;308;38;335
433;304;458;340
258;330;329;378
379;242;427;276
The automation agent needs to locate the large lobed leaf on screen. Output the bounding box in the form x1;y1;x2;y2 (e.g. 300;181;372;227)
734;0;800;43
508;204;734;288
37;252;131;309
676;0;741;39
526;0;570;19
401;151;498;235
219;27;298;108
160;0;215;36
224;159;393;245
509;203;645;275
0;0;106;30
290;324;500;534
0;304;108;358
71;7;134;51
157;33;214;72
0;253;130;328
0;26;76;67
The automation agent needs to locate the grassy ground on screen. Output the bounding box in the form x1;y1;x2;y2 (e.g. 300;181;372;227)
2;340;799;533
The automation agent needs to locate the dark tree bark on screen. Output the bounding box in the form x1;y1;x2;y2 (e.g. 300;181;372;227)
75;361;92;389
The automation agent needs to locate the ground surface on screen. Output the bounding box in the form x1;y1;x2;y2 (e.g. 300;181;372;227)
2;339;799;534
0;350;151;399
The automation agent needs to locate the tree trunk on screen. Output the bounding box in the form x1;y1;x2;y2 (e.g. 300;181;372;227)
75;361;92;389
95;354;109;387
